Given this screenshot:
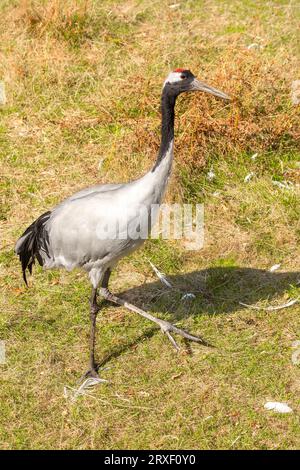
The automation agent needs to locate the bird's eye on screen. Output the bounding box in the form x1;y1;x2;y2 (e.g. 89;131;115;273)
180;74;186;80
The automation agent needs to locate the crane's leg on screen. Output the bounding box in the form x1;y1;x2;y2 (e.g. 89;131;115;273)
88;287;101;378
83;269;112;379
99;277;212;350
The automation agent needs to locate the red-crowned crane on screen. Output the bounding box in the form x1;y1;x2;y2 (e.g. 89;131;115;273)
15;69;230;378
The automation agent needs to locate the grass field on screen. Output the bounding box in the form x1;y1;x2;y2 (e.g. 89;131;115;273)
0;0;300;450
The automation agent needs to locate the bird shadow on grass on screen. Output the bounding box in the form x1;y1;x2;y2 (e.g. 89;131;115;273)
118;266;300;317
97;267;299;366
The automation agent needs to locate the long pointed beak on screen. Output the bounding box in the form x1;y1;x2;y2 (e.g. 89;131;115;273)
192;78;230;101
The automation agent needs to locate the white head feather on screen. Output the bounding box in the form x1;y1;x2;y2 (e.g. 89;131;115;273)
163;71;184;87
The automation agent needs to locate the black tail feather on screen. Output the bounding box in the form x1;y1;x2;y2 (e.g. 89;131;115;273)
15;211;51;286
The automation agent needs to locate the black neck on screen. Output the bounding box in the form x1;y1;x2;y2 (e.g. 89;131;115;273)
152;88;177;171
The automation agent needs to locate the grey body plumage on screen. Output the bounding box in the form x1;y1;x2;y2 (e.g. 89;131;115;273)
15;69;230;378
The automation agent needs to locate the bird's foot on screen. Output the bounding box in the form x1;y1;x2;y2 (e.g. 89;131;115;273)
84;367;100;379
77;365;108;387
77;363;103;384
156;319;213;351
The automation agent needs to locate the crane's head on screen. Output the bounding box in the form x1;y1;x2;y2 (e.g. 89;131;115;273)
163;68;230;100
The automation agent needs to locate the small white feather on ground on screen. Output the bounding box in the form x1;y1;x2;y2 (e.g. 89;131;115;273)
181;293;196;301
264;402;293;413
64;377;108;402
247;43;263;50
291;350;300;366
272;180;293;190
148;260;173;288
244;172;255;183
269;263;281;272
207;168;215;181
291;340;300;366
239;298;299;311
98;158;105;170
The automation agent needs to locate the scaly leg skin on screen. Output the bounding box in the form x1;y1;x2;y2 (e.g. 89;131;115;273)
99;285;212;351
83;287;101;379
81;269;112;381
